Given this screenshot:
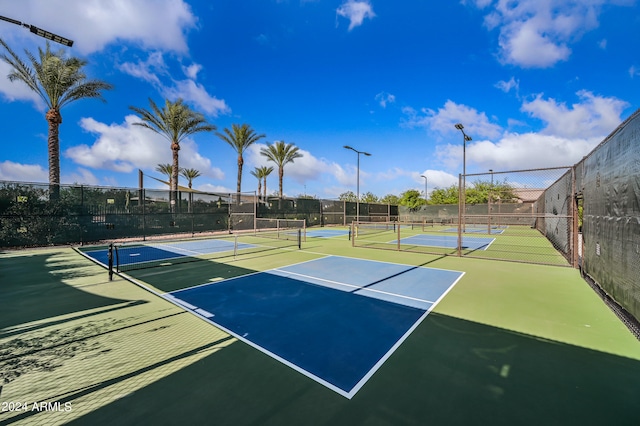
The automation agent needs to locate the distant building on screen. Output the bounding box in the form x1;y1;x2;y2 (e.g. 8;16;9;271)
512;188;544;203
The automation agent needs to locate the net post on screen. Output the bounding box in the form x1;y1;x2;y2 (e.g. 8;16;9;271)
351;222;356;247
234;234;238;258
397;222;401;250
297;229;301;249
457;173;463;257
107;243;114;281
487;187;492;235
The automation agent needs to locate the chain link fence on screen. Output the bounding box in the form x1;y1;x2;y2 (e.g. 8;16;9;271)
358;166;575;267
0;181;397;247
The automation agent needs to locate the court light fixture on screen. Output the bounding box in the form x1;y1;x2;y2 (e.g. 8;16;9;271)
344;145;371;222
455;123;472;233
1;15;74;47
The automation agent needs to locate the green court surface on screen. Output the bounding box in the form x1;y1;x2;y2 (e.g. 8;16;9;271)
1;230;639;425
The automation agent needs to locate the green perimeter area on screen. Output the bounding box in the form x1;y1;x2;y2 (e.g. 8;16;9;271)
1;229;639;425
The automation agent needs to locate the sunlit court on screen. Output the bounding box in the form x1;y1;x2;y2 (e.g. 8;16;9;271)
2;2;640;425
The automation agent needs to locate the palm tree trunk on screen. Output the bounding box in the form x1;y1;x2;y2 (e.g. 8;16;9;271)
263;177;267;201
257;180;262;202
237;154;243;204
46;109;62;200
171;142;180;213
278;167;284;209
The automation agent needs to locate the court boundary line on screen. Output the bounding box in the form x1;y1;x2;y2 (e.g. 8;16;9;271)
75;248;465;399
166;256;465;398
271;268;436;305
350;266;464;396
165;292;352;398
395;234;496;251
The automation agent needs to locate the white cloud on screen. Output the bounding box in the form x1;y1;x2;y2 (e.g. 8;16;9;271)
162;79;230;117
403;100;503;140
495;77;520;94
416;169;458;193
119;53;230;117
336;0;376;31
500;19;572;68
428;90;626;172
437;133;596;171
245;144;350;189
375;91;396;108
521;90;628;139
0;161;48;182
182;63;202;80
0;0;197;55
0;61;46;110
65;115;224;180
64;168;100;185
118;52;167;86
476;0;632;68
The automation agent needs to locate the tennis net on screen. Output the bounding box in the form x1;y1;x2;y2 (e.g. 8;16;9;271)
88;228;302;272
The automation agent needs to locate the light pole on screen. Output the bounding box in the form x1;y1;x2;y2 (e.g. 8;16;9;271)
344;145;371;222
455;123;472;233
488;169;493;234
421;174;428;204
1;15;74;46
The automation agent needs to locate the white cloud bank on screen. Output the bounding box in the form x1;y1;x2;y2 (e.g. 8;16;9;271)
65;115;224;180
0;161;48;182
405;91;628;172
0;0;197;55
474;0;634;68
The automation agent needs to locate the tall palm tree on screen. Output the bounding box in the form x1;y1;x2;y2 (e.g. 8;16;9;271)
0;39;113;195
155;163;174;186
180;168;201;189
216;123;265;202
250;167;263;201
180;168;202;213
130;98;216;210
260;141;303;200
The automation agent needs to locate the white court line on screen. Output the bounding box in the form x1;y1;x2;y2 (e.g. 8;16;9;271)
271;268;435;305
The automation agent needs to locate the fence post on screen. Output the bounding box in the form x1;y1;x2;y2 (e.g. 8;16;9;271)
457;174;463;257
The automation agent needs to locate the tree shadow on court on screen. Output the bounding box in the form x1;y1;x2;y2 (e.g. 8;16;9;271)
0;251;131;330
68;312;640;425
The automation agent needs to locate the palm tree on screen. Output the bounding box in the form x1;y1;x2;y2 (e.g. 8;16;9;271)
0;39;113;196
260;141;303;200
216;123;265;202
130;98;216;210
155;163;174;186
250;167;263;201
180;168;201;189
180;168;202;213
260;165;274;201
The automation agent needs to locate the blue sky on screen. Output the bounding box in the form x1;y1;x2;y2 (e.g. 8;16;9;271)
0;0;638;199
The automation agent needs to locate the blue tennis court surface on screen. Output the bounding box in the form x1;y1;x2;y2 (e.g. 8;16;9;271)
398;234;495;250
84;239;252;267
166;256;464;398
306;229;349;238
